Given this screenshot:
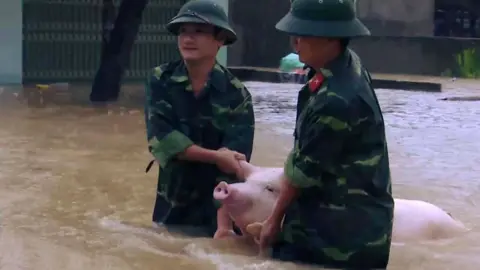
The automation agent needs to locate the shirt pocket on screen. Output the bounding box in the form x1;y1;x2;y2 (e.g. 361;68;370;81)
209;95;235;133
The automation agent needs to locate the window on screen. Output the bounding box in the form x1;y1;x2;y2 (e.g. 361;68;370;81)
434;1;479;37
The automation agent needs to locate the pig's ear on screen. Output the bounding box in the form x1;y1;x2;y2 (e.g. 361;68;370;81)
245;222;263;237
239;161;258;179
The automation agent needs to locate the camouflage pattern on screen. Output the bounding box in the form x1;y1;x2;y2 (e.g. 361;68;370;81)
166;0;237;45
144;60;255;237
272;49;394;269
276;0;370;38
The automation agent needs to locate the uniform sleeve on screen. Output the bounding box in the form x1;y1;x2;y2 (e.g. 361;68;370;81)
284;97;352;188
144;70;194;168
221;85;255;162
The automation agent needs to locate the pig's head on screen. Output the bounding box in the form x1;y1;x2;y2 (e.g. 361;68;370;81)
213;161;284;228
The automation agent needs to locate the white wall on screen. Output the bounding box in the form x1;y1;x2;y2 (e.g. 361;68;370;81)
0;0;22;84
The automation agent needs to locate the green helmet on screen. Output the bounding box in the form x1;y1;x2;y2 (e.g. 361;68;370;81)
166;0;237;45
276;0;370;38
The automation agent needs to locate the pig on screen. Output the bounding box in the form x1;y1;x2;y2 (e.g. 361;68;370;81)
213;161;469;245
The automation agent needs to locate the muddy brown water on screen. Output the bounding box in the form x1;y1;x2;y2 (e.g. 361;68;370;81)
0;81;479;270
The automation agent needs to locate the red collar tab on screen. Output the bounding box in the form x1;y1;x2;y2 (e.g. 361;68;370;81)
308;73;324;93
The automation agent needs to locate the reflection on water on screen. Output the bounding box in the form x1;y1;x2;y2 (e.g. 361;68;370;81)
0;82;479;269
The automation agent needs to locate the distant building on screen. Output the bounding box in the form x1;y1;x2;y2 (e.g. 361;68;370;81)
356;0;479;37
433;0;479;37
0;0;478;85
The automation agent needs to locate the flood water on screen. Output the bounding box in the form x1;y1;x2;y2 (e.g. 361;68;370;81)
0;81;479;269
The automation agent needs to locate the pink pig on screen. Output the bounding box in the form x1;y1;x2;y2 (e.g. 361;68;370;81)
213;162;282;242
213;161;469;246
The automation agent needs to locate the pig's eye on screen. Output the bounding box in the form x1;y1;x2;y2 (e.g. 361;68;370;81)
265;186;275;193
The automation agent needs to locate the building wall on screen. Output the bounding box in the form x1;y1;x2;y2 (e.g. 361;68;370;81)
227;0;291;68
226;0;437;68
356;0;435;36
216;0;229;65
0;0;22;84
350;36;480;77
227;0;480;78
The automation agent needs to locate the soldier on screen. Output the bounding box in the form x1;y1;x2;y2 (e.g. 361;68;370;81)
257;0;394;268
144;0;255;237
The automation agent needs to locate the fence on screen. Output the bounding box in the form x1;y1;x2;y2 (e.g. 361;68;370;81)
22;0;185;83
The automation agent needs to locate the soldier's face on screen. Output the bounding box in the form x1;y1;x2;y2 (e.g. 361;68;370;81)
178;23;224;61
293;36;337;68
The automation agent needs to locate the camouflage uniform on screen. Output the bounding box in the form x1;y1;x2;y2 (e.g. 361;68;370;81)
144;0;254;237
272;0;394;268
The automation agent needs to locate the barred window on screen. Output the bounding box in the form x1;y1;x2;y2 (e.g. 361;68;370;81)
434;1;479;38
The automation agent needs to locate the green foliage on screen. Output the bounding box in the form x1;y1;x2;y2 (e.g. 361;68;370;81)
455;48;480;79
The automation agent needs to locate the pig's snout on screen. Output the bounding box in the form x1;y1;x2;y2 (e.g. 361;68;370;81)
214;181;232;201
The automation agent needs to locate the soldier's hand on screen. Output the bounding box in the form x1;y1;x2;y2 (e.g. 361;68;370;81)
215;148;246;179
213;228;237;239
217;147;246;160
257;215;282;253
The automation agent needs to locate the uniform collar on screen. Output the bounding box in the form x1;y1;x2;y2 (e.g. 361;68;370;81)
304;49;352;93
317;48;351;79
170;61;226;92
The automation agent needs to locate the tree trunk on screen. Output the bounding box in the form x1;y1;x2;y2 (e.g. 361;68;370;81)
90;0;148;103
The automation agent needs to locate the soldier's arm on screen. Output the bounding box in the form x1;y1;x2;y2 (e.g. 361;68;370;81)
269;97;352;219
145;69;219;168
221;81;255;162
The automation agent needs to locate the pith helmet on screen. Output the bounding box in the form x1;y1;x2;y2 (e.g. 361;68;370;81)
276;0;370;37
166;0;237;45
